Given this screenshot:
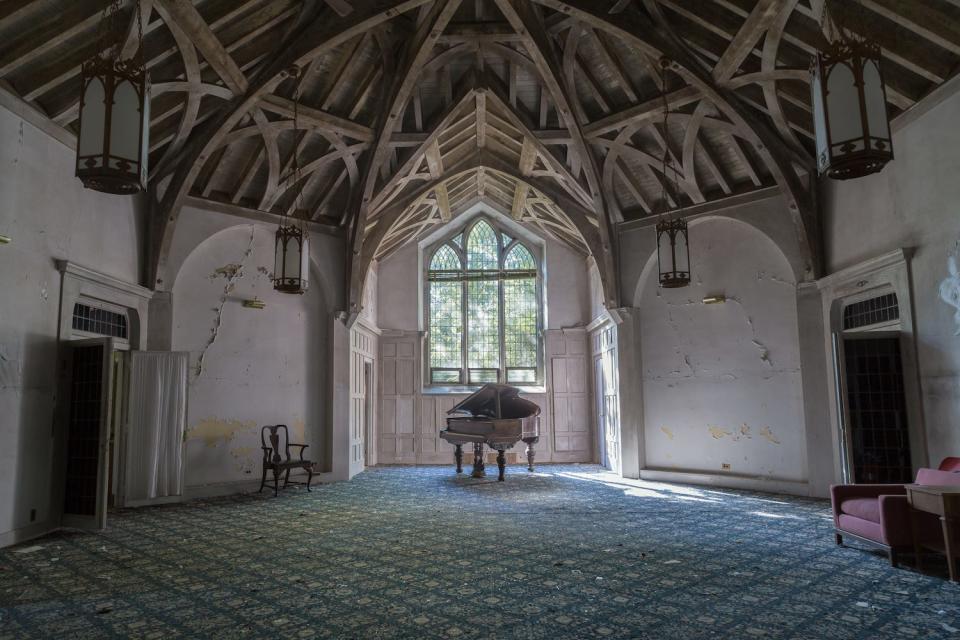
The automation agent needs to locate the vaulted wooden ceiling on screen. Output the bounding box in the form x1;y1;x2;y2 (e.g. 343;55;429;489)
2;0;958;317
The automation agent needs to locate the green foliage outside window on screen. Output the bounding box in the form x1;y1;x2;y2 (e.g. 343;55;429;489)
427;218;540;385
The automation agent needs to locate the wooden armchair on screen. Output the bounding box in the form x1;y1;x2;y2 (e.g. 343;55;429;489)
259;425;315;496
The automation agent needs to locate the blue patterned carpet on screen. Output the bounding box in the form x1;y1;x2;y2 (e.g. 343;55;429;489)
1;465;959;639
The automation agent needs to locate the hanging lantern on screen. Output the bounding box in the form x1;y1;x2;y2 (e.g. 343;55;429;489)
273;64;309;295
654;57;690;290
811;37;893;180
76;1;149;195
657;217;690;289
273;224;309;294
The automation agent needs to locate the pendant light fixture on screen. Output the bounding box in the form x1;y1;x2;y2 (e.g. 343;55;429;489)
76;0;150;195
655;59;690;289
272;66;309;295
810;0;893;180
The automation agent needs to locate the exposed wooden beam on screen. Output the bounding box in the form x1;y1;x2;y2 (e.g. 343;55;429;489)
155;0;248;94
258;94;374;141
149;0;434;289
346;0;462;323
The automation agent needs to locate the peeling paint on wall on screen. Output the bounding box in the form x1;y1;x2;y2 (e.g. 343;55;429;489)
195;226;256;379
661;426;674;440
291;419;306;444
708;426;732;440
751;340;774;367
210;264;243;281
756;270;797;288
229;445;257;474
759;426;781;445
187;418;256;447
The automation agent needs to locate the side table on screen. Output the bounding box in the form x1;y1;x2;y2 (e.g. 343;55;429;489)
905;484;960;582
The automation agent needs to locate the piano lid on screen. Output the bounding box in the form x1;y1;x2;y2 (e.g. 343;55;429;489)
447;383;541;419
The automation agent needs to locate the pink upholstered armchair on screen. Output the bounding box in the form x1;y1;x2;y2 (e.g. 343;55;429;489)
831;458;960;567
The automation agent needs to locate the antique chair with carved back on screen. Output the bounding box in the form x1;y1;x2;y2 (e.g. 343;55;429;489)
260;425;314;496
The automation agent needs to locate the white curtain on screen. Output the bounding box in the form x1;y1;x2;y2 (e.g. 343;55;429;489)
125;351;188;501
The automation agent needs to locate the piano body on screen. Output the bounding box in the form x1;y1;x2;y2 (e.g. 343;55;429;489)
439;383;540;481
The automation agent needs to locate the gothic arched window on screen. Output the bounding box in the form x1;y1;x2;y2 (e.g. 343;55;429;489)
426;217;542;385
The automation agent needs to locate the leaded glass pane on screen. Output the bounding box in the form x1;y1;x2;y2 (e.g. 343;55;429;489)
504;244;536;270
470;369;499;384
504;277;537;370
452;233;463;248
466;220;498;270
430;244;461;271
467;279;500;369
431;369;461;384
507;368;536;383
429;280;462;371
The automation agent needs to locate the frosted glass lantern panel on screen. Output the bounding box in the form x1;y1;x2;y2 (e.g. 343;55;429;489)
826;63;862;146
284;236;303;279
78;78;106;162
862;60;890;142
274;236;284;277
674;230;689;274
811;66;829;163
657;229;674;272
140;87;150;172
109;80;141;164
298;236;310;289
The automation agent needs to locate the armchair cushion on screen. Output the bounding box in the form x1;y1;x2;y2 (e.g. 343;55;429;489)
916;467;960;486
839;497;880;523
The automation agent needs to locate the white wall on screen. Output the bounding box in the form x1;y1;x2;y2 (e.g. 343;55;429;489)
171;224;330;490
635;217;807;483
823;89;960;462
0;105;141;543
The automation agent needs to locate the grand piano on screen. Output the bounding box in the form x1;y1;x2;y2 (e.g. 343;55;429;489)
440;383;540;481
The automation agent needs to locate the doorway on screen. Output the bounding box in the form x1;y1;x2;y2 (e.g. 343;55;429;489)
61;338;115;530
839;333;912;484
592;325;621;475
363;360;374;467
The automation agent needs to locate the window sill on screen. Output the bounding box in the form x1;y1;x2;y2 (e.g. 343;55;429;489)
422;385;547;395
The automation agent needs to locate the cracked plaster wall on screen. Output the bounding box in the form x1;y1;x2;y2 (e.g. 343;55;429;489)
172;224;328;489
824;88;960;461
635;217;807;483
0;105;142;542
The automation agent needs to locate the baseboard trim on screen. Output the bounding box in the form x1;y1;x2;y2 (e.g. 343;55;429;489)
184;471;331;500
0;520;58;549
639;468;810;496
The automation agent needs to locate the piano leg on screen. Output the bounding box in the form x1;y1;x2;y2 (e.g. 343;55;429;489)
496;449;506;482
471;443;486;478
526;441;536;472
454;445;463;473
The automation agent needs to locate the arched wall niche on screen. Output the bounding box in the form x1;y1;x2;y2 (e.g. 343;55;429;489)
630;215;809;487
166;205;345;315
171;224;331;491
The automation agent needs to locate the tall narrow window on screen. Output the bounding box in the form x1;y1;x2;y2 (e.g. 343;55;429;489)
426;217;542;386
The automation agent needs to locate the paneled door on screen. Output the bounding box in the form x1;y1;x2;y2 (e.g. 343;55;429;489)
61;338;115;530
592;325;620;474
551;352;591;461
379;339;417;463
594;356;608;468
